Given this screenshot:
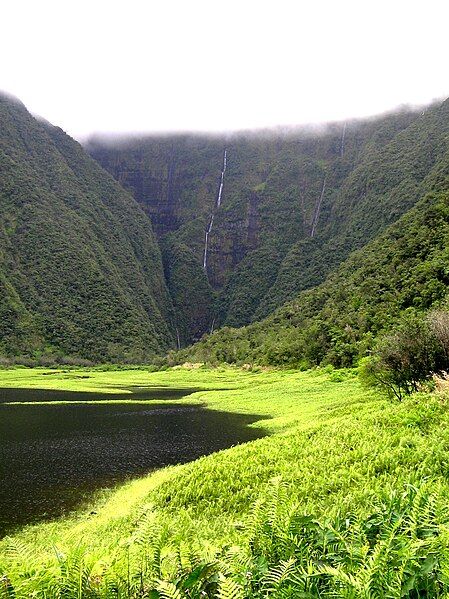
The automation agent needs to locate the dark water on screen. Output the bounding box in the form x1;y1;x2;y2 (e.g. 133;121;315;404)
0;387;266;536
0;386;200;403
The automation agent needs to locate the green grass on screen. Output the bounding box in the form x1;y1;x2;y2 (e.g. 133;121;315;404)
2;366;449;597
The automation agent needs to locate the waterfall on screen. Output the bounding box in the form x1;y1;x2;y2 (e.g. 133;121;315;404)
216;149;227;207
340;122;347;157
175;326;181;349
203;215;215;269
210;316;216;334
203;148;227;272
310;175;327;238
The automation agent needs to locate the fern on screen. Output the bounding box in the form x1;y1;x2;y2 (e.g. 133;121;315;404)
156;579;185;599
216;574;244;599
262;557;297;592
5;540;36;573
0;575;15;599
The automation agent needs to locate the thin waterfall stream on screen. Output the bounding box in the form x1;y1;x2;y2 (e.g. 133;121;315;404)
310;175;327;238
203;149;227;271
340;122;347;157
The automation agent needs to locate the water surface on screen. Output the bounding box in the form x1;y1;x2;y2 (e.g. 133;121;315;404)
0;387;265;536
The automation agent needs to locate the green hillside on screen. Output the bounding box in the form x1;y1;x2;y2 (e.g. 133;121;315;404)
2;94;449;363
0;94;175;362
89;105;448;339
178;182;449;368
256;98;449;319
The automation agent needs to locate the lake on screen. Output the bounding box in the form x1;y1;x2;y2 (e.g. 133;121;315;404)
0;386;265;536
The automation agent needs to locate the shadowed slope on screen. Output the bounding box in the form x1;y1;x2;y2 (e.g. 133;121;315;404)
0;94;175;361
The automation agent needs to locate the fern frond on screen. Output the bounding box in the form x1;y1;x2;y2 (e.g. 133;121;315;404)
157;579;185;599
315;563;361;593
216;574;244;599
263;557;296;591
5;539;36;570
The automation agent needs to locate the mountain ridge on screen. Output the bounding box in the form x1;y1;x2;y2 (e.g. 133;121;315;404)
89;104;440;339
1;92;449;365
0;93;175;362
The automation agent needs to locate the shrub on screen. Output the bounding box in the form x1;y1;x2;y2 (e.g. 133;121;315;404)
360;310;449;399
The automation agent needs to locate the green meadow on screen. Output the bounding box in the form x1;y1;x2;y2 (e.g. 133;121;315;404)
2;366;449;597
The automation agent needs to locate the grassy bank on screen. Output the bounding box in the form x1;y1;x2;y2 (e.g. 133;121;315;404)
1;366;449;597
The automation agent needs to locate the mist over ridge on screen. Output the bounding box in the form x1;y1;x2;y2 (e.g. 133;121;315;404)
83;101;436;146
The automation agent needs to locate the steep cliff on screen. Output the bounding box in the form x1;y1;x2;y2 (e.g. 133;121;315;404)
88;107;424;335
2;92;448;363
0;94;175;362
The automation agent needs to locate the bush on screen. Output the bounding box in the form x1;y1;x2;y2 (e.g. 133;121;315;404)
360;310;449;399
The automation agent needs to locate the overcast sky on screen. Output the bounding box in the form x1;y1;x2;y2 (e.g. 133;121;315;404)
2;0;449;140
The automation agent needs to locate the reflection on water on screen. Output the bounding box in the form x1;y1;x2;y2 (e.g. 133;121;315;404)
0;387;265;536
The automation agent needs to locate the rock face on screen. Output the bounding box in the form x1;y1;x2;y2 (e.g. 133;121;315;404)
0;94;175;361
88;137;225;239
174;99;449;369
88;106;429;335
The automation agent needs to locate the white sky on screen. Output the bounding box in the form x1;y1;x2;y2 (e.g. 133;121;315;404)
2;0;449;140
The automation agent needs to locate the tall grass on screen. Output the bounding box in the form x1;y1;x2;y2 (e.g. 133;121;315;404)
2;480;448;597
2;366;449;597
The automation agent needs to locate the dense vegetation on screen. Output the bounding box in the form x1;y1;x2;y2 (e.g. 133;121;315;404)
160;237;215;344
89;100;449;343
361;309;449;399
3;92;449;362
2;90;449;367
2;366;449;597
176;185;449;368
88;109;424;332
0;94;175;363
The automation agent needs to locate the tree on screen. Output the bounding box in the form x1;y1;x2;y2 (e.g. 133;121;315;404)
360;313;443;399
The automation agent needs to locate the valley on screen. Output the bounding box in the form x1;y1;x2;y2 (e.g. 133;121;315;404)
3;0;449;594
2;91;449;597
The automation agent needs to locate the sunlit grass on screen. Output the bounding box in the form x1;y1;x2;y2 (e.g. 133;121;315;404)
1;365;449;596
